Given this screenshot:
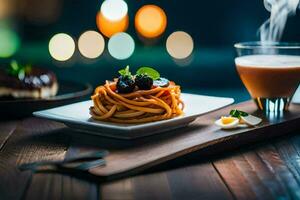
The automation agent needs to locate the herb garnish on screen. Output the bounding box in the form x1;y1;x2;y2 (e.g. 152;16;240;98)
230;109;249;119
118;65;132;77
7;60;32;80
136;67;160;80
118;66;160;80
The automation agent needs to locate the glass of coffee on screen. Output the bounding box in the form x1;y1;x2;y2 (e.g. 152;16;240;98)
234;42;300;112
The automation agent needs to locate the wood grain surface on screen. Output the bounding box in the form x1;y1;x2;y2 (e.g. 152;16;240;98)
86;101;300;178
1;101;300;199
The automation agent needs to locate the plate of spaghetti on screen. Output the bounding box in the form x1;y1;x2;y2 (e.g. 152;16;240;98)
34;66;234;139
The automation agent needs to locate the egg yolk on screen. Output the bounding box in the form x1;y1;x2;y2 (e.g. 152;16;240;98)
221;116;236;124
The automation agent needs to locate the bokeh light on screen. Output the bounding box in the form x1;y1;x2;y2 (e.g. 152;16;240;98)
97;0;128;38
135;5;167;38
49;33;75;61
0;28;20;58
108;32;135;60
166;31;194;59
101;0;128;21
96;12;128;38
78;30;105;59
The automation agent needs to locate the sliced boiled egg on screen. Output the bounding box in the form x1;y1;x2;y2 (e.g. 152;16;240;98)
240;115;262;126
215;116;239;129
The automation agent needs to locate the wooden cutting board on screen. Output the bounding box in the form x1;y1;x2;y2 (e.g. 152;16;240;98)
68;101;300;179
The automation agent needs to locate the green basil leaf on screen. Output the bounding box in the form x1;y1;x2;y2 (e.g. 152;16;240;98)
8;60;20;77
7;60;31;80
10;60;19;71
118;69;125;76
230;109;249;118
136;67;160;80
118;65;131;77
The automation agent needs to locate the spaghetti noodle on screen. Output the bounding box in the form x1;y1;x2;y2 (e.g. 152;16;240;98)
90;81;184;123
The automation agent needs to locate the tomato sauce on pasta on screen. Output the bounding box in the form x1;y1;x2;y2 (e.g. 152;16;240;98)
90;81;184;123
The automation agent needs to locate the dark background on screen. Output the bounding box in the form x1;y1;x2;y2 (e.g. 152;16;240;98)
18;0;300;44
2;0;300;101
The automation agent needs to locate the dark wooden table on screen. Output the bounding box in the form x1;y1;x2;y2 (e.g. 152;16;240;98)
1;117;300;200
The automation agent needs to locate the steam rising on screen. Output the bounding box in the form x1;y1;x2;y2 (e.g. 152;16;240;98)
259;0;300;42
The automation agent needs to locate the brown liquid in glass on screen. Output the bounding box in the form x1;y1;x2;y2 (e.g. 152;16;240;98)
236;65;300;98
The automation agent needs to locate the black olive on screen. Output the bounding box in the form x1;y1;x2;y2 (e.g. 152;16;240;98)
117;75;135;93
135;74;153;90
153;77;169;87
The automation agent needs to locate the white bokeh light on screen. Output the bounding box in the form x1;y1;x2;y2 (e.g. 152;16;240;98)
49;33;75;61
100;0;128;21
108;32;135;60
166;31;194;59
78;30;105;59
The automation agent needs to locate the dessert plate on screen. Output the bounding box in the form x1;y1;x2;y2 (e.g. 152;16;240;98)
0;81;92;118
34;93;234;139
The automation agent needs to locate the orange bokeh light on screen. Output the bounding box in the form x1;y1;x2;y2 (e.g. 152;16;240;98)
135;5;167;38
96;12;129;38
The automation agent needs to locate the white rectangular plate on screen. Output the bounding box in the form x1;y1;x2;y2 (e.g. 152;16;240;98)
33;93;234;139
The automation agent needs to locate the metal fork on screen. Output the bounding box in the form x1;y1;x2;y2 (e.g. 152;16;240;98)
18;149;108;171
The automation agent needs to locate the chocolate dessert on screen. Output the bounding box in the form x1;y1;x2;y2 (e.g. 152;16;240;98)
0;61;58;99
